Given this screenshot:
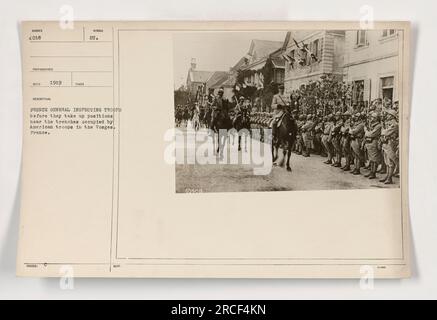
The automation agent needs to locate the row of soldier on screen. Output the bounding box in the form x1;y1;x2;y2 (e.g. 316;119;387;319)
264;84;400;185
175;86;400;185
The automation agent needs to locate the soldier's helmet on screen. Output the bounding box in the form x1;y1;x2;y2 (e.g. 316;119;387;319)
307;114;312;120
299;114;305;120
335;111;342;117
370;111;380;120
343;111;351;117
386;109;398;120
239;96;245;101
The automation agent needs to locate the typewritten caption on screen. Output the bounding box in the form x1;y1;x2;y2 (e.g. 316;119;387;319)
29;107;122;135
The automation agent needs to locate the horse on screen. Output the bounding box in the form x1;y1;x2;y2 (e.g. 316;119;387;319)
232;107;251;152
210;108;232;158
192;110;200;131
203;108;211;129
271;112;298;172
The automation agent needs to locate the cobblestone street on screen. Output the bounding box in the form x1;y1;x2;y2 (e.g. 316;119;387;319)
175;127;400;193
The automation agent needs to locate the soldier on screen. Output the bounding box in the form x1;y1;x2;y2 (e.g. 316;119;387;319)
295;114;305;155
321;114;334;164
301;114;315;157
214;87;228;114
380;109;399;184
349;112;365;175
363;112;382;179
313;115;325;156
271;84;291;137
331;111;343;167
340;111;352;171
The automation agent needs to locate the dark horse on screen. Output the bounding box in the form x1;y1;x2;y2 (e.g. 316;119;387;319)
272;112;298;172
232;108;251;151
210;108;232;158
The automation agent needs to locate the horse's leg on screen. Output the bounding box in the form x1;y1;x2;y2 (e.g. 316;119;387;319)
286;142;292;172
272;141;278;164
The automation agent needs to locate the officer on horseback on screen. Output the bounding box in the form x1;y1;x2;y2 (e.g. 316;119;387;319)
271;84;291;138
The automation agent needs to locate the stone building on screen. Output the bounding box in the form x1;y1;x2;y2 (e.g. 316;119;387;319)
343;29;401;104
282;30;345;93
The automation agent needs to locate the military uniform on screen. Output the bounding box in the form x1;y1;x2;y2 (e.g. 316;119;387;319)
349;113;365;175
313;118;325;156
331;112;343;167
294;115;304;155
321;115;334;164
340;112;352;171
364;113;382;179
380;110;399;184
301;115;315;157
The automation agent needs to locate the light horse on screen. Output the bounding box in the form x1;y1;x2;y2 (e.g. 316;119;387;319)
192;106;201;132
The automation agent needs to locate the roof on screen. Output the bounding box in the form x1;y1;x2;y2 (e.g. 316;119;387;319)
188;70;214;83
209;72;235;88
232;39;284;71
249;39;283;61
206;71;228;87
271;57;285;68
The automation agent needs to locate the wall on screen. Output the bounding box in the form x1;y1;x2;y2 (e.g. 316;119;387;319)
284;30;345;93
344;30;400;102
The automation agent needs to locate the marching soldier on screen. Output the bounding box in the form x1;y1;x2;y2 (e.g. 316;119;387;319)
380;109;399;184
363;112;382;179
349;112;365;175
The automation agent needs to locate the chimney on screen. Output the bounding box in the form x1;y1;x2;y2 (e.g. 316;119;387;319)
191;58;196;70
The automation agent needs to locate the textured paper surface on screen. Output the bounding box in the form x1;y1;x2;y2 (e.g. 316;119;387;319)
17;21;410;278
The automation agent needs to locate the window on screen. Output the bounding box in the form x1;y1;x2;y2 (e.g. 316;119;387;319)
274;69;285;83
353;80;365;103
311;39;319;62
382;29;396;38
380;76;394;102
319;38;324;60
356;30;367;47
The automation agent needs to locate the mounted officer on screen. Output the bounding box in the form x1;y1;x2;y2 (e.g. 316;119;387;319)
270;84;291;138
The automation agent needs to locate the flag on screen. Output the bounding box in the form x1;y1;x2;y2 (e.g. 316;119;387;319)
293;38;301;48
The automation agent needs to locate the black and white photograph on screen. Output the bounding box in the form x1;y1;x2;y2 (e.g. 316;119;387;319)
173;29;402;193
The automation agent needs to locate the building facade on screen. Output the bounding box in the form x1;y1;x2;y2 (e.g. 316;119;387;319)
343;29;401;104
235;39;285;89
283;30;345;93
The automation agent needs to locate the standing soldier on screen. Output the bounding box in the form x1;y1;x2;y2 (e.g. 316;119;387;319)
380;109;399;184
363;112;382;179
313;115;325;156
331;111;343;167
322;114;334;164
301;114;315;157
270;84;291;138
295;114;305;155
349;112;365;175
340;111;352;171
